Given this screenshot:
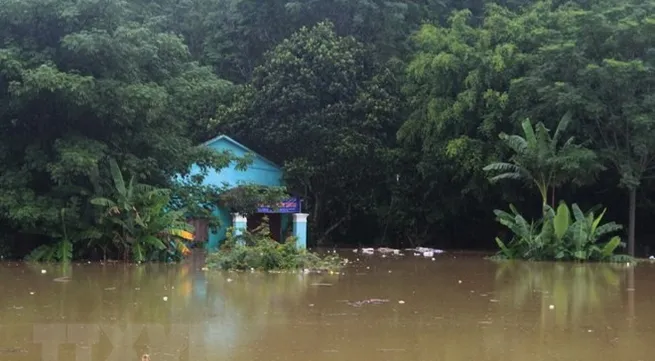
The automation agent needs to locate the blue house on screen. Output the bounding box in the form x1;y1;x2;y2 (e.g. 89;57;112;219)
185;135;308;250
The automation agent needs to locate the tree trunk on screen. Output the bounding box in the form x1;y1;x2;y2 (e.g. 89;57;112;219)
628;187;636;257
315;217;347;245
551;187;555;208
312;196;322;245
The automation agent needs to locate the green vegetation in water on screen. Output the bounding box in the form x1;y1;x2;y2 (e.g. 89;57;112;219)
484;114;632;262
206;219;345;272
26;159;194;264
492;201;632;262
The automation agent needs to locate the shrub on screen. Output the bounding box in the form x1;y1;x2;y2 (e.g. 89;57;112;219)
493;201;632;262
206;218;344;271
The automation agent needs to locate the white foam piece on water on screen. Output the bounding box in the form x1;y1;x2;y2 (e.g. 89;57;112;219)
414;247;445;254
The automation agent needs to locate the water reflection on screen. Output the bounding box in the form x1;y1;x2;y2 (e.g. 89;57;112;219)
1;255;655;361
493;261;629;327
0;260;339;361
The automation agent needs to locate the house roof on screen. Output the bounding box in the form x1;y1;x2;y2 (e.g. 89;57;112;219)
202;135;281;169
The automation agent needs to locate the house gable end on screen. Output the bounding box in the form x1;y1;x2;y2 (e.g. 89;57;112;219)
203;135;281;172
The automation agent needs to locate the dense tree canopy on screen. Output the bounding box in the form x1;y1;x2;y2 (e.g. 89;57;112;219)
1;0;655;259
213;22;403;244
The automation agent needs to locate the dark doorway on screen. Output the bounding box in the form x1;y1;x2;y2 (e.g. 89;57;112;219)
247;213;282;242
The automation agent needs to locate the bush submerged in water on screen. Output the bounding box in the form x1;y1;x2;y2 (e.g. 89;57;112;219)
493;201;632;262
205;219;344;271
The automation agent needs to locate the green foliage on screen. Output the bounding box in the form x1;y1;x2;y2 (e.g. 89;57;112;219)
214;21;403;244
206;217;344;271
0;0;236;258
484;116;601;207
90;159;192;263
493;201;629;262
169;177;224;231
26;208;101;263
3;0;655;256
218;185;289;216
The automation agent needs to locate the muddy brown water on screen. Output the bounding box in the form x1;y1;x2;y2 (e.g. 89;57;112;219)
0;252;654;361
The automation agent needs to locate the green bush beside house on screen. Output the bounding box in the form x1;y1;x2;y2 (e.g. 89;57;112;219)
206;218;344;272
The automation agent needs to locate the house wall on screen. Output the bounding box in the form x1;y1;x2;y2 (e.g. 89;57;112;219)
191;139;283;188
187;137;284;250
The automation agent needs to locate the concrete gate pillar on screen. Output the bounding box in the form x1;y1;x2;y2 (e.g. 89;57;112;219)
292;213;309;249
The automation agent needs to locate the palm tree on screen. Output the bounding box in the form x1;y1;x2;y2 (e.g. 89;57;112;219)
484;113;601;209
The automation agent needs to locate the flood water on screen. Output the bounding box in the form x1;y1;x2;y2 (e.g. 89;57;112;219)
1;252;654;361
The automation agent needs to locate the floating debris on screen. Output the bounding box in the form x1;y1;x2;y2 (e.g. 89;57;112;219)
418;247;444;253
549;305;555;310
347;298;390;307
41;269;47;274
53;276;71;283
310;283;333;286
398;300;405;304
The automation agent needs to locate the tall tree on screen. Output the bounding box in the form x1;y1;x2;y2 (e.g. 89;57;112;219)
518;0;655;255
0;0;233;253
213;21;402;244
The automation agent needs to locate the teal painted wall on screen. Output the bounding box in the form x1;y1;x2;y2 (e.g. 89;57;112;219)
187;136;284;250
190;137;283;188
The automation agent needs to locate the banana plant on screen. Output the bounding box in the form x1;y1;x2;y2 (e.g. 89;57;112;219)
566;203;623;261
493;201;627;261
90;158;193;262
494;204;554;260
484;114;601;209
27;208;102;263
